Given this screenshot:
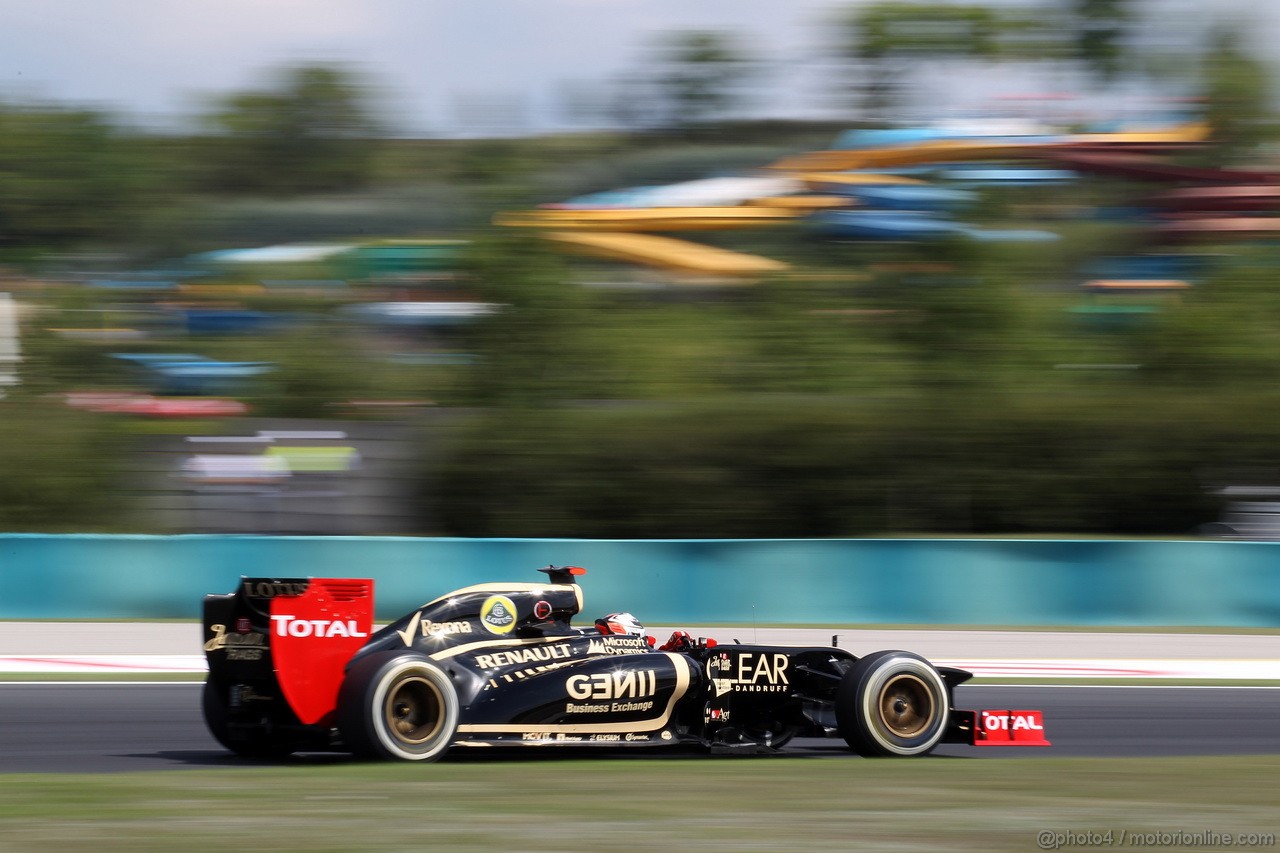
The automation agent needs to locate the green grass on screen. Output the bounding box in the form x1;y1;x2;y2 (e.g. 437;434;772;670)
0;756;1275;851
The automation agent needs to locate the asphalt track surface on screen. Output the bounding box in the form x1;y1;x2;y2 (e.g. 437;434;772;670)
1;683;1277;773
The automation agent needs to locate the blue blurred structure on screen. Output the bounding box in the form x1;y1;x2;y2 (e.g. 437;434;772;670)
813;210;1058;242
190;244;353;265
112;353;273;395
939;166;1078;186
814;210;962;240
1081;254;1217;282
827;184;977;211
171;308;285;335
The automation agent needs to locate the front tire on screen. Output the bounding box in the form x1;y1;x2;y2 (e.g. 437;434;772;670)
835;651;948;757
338;652;460;762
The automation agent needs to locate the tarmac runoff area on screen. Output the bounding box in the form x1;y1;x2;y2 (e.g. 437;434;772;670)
0;622;1278;679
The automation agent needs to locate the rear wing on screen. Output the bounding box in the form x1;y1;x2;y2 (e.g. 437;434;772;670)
203;577;374;726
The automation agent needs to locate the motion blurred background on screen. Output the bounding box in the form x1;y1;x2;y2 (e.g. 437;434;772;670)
4;0;1280;540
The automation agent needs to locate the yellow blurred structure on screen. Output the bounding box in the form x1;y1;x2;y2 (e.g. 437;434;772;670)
494;206;803;231
798;172;927;188
769;122;1212;173
744;195;853;211
542;231;788;277
770;140;1036;173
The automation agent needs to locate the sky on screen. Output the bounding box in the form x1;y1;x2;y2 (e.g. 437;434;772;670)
0;0;856;134
0;0;1274;136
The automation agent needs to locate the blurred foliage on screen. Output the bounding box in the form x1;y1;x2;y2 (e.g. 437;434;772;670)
197;65;383;195
1201;28;1276;160
5;40;1280;536
461;233;599;406
853;3;1006;60
1071;0;1135;81
649;30;757;133
840;0;1140;112
603;30;757;136
0;105;159;250
432;393;1238;538
429;222;1267;537
0;397;126;531
842;2;1032;113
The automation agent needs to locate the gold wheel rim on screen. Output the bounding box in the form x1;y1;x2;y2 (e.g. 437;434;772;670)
384;675;444;745
877;673;934;738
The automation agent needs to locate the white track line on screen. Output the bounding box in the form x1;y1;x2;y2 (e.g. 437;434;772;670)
0;681;200;686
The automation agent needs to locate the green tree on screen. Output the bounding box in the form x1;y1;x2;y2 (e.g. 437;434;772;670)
0;398;126;531
1200;27;1275;159
648;30;755;133
841;2;1006;115
837;1;1142;114
0;105;151;249
200;64;384;194
461;233;599;406
1071;0;1134;81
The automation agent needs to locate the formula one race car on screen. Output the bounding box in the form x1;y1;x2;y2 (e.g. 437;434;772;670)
201;566;1049;761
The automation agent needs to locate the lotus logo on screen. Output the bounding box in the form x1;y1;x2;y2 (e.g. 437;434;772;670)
480;595;517;635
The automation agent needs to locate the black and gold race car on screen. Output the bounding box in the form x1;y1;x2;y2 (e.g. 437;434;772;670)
202;565;1048;761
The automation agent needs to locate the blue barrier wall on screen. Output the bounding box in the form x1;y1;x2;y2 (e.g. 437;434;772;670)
1;535;1279;626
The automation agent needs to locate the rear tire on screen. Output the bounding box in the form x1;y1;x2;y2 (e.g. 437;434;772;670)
201;678;295;759
338;652;460;762
835;651;948;757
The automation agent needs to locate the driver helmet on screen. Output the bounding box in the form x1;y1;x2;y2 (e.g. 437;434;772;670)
595;612;645;637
